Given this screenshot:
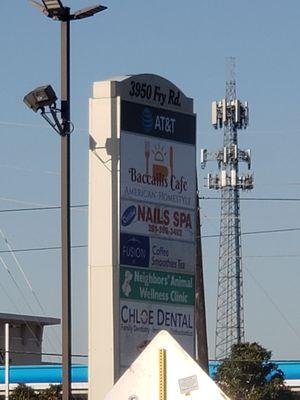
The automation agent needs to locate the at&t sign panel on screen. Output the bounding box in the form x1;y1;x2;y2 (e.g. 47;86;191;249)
88;74;196;399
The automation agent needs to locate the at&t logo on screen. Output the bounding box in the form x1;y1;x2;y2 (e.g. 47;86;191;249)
141;107;176;135
141;107;153;133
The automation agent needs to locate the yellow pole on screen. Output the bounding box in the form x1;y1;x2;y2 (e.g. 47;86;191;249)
159;349;167;400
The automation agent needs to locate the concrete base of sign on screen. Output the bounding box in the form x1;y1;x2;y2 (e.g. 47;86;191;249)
104;330;230;400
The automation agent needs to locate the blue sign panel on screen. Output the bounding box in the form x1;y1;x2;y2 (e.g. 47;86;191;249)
121;101;196;145
120;233;150;268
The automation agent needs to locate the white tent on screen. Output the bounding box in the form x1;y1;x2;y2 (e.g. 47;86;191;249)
104;330;230;400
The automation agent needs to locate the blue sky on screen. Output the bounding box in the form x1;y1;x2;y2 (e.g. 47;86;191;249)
1;0;300;361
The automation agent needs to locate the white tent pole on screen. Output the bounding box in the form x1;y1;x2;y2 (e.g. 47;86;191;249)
5;322;9;400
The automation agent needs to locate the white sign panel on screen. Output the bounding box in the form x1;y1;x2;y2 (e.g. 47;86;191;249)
121;132;196;209
178;375;199;394
119;300;194;371
120;199;195;242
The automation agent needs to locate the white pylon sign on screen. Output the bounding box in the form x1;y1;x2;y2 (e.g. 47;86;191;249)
88;74;197;400
104;330;231;400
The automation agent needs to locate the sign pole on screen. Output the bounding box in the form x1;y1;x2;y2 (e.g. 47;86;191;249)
195;183;209;372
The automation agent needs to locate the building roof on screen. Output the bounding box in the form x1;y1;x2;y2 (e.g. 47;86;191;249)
0;313;60;326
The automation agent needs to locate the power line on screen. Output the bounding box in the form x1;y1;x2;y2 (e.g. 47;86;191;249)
0;120;87;133
0;228;62;349
244;266;300;344
0;349;87;358
0;204;87;213
4;119;300;136
0;227;298;253
199;128;300;135
0;254;59;352
244;254;300;258
0;197;298;214
204;254;300;259
202;227;300;239
242;227;300;236
0;244;87;254
200;196;300;202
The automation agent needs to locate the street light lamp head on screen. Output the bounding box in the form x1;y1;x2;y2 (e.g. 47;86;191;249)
30;0;107;20
73;5;107;20
23;85;57;113
41;0;64;15
42;0;63;9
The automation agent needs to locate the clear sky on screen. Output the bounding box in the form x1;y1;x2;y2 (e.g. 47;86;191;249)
1;0;300;362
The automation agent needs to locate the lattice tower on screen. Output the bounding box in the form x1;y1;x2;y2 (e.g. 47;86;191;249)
201;58;253;359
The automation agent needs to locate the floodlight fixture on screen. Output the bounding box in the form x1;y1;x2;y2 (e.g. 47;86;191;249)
23;85;65;134
23;85;57;112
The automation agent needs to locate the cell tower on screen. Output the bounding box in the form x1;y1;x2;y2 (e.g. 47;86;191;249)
201;58;253;359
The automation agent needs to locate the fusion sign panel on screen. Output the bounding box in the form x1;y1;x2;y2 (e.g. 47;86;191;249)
120;98;196;372
120;233;195;273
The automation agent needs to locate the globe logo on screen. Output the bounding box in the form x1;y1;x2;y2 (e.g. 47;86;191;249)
141;107;153;133
121;205;136;227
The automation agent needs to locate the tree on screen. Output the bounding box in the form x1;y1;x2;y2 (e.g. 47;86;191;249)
10;383;62;400
215;342;294;400
39;384;62;400
10;383;39;400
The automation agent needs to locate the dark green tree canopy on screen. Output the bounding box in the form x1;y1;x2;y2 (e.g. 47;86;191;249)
39;384;62;400
10;383;39;400
10;383;62;400
215;342;294;400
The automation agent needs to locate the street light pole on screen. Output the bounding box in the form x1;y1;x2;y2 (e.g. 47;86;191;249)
60;9;71;400
24;3;107;399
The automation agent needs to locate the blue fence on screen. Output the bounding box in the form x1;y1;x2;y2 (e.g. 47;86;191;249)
0;361;299;384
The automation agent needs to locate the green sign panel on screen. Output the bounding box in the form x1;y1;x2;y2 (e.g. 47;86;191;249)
120;266;195;306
